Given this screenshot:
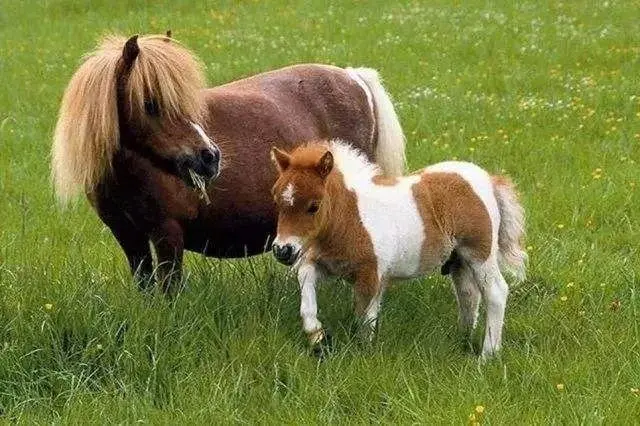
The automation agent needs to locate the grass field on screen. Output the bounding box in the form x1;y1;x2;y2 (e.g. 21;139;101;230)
1;0;640;423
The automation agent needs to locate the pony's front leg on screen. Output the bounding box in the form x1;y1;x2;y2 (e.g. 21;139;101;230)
297;262;327;349
151;219;185;296
354;268;384;342
94;202;154;291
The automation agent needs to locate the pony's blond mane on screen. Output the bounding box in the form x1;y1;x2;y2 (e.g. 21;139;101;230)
52;34;206;203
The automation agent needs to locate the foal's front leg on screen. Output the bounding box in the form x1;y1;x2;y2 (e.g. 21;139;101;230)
297;262;326;347
354;267;384;342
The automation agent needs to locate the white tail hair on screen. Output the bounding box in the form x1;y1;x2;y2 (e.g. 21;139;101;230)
346;67;406;177
493;176;527;282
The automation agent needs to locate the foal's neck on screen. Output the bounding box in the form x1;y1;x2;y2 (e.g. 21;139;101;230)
317;171;360;243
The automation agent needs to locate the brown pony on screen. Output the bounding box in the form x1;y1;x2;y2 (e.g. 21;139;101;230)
52;33;406;293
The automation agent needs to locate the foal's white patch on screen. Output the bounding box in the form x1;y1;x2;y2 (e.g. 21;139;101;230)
330;140;424;280
281;183;296;206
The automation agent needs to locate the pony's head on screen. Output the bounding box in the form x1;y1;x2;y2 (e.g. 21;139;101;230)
270;144;334;265
52;34;220;203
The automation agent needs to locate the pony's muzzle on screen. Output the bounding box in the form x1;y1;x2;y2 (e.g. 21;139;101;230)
178;146;221;185
272;242;298;266
198;146;221;179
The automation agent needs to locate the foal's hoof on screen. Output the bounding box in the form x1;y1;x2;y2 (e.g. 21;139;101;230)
309;329;333;359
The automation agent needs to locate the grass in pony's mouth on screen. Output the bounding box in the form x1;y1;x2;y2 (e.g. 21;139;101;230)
188;169;211;205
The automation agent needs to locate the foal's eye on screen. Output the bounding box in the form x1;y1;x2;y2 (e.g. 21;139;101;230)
144;99;160;116
307;201;320;215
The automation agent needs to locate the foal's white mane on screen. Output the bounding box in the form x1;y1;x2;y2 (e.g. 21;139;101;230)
329;140;381;189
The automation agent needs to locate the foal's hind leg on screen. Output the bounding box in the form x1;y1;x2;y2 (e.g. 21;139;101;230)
451;261;481;337
470;258;509;358
151;219;185;296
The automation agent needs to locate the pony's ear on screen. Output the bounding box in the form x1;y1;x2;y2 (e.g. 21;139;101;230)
316;151;333;179
122;35;140;69
271;147;290;173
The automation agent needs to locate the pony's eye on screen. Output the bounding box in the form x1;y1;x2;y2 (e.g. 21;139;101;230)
307;201;320;215
144;99;160;116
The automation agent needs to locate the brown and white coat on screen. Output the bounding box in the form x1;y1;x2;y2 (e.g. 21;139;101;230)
271;140;526;358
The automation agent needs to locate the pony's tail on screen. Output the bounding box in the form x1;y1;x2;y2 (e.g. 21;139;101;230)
492;175;527;282
346;67;406;177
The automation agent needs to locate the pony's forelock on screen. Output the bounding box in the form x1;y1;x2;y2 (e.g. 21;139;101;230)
51;34;206;203
125;35;206;123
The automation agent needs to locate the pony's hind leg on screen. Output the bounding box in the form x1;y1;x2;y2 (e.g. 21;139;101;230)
151;219;185;296
470;258;509;358
450;261;481;338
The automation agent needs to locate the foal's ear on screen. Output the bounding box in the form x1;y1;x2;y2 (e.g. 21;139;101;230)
271;147;290;172
122;35;140;69
316;151;333;178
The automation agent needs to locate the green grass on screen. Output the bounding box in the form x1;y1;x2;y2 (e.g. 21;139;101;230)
1;0;639;423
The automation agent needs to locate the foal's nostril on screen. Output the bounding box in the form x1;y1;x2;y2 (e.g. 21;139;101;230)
272;243;293;262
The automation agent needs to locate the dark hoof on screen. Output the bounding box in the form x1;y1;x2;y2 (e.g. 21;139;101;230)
136;275;156;293
311;330;333;359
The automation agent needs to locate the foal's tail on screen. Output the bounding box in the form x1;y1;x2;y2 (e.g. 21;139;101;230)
492;175;527;282
347;68;406;177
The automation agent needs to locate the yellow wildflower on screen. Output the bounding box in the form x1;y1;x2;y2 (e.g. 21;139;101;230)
475;405;485;414
560;296;568;302
44;303;53;311
556;383;565;391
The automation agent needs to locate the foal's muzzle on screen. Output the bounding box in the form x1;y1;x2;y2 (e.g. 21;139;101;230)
272;243;299;266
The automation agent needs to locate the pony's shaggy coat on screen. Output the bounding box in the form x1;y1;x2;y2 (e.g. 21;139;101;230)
272;140;527;357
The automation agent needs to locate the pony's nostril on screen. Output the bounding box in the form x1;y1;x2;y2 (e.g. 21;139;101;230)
200;149;215;166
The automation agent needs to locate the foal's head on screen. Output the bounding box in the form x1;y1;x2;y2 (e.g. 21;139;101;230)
270;145;334;265
116;35;221;186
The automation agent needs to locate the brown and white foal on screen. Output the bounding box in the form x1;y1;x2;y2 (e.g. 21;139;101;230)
271;140;526;358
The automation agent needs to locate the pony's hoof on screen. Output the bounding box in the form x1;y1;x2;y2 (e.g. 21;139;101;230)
310;329;333;359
